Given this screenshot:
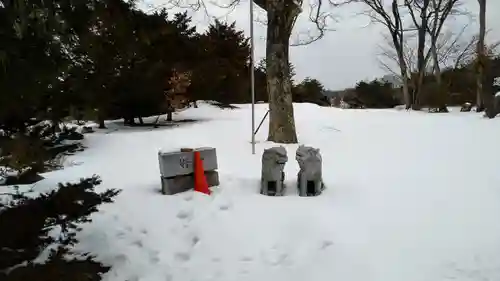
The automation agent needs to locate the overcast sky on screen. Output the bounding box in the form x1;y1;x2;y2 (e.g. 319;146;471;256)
138;0;500;91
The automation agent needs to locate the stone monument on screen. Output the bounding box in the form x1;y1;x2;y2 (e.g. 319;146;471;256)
260;146;287;196
158;147;219;195
296;145;324;197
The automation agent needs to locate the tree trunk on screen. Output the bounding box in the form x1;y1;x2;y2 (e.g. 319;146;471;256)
476;0;486;112
431;41;448;112
51;120;61;135
266;0;298;143
477;0;492;116
97;110;106;129
415;1;429;106
390;0;411;109
138;116;144;125
476;74;485;112
399;55;411;109
166;111;173;122
152;115;161;128
394;35;411;109
98;118;105;129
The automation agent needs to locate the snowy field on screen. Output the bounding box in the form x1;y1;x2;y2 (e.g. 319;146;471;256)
11;103;500;281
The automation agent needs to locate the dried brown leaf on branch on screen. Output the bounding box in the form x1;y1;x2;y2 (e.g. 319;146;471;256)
165;69;192;109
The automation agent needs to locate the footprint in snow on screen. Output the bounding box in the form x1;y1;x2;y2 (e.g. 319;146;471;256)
262;248;291;266
131;240;143;248
240;256;253;262
209;270;224;280
149;251;160;264
191;235;200;246
270;253;289;266
175;252;191;262
176;209;193;220
114;254;128;263
320;240;333;250
219;204;231;211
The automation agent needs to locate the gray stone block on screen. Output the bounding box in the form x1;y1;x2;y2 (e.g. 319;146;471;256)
296;145;324;197
261;146;287;196
161;171;219;195
158;147;218;178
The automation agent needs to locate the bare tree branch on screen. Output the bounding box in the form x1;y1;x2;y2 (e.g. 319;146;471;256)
378;32;419;78
424;0;467;81
148;0;355;46
289;0;355;46
356;0;412;107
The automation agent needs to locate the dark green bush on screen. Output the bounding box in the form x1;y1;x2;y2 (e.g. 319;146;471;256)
0;176;120;280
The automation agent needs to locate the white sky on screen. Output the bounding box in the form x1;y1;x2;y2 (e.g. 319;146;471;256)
138;0;500;90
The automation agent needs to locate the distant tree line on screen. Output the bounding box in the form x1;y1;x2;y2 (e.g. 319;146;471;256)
353;0;498;116
334;54;500;110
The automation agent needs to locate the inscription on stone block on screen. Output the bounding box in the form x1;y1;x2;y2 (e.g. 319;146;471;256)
158;147;218;178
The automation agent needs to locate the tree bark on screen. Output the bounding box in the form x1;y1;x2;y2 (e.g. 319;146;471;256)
166;111;173;122
391;0;411;109
432;44;442;91
97;109;106;129
414;0;430;106
98;118;106;129
265;0;298;143
477;0;491;115
431;41;448;112
397;53;411;107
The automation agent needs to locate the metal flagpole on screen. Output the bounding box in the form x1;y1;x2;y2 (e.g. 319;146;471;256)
250;0;256;155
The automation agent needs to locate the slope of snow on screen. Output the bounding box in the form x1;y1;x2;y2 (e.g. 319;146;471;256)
17;103;500;281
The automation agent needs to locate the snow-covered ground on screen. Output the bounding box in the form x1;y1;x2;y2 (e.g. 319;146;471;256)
10;103;500;281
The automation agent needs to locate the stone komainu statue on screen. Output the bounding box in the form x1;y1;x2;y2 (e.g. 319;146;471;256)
261;146;287;196
296;145;324;196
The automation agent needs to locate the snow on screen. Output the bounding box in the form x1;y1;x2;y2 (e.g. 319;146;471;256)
494;77;500;87
5;102;500;281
